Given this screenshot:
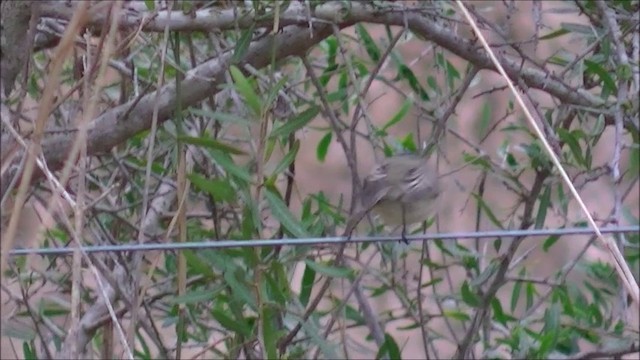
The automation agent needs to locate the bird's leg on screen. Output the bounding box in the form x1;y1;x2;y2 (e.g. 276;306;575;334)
401;206;408;244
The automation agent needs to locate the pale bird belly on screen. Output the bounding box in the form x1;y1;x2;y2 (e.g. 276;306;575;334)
372;199;434;226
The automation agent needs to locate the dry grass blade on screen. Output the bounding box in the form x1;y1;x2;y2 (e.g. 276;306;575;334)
455;0;639;304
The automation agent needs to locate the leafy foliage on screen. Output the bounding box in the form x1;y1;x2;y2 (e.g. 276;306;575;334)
1;1;638;359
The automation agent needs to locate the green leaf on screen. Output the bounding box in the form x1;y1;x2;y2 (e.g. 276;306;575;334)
461;281;481;307
539;28;571;40
262;306;279;360
265;189;309;238
320;63;338;87
189;173;236;202
183;250;215;279
189;108;253;125
224;269;257;309
170;289;219;304
325;88;348;103
543;235;560;252
210;150;253;183
443;310;470;321
320;38;339;85
316;132;332;162
356;24;380;62
427;75;439;93
299;262;316;307
144;0;155;10
560;128;587;167
241;203;259;238
584;59;617;97
265;263;289;304
271;139;299;176
617;63;632;81
462;152;491;170
303;259;353;279
230;65;262;117
211;309;253;337
525;281;536;309
345;303;366;324
490;298;515;325
445;59;460;88
472;193;505;229
338;69;350;114
397;64;429;101
2;322;35;341
381;98;412;131
510;268;525;312
264;76;289;111
178;135;247;155
400;133;417;153
269;106;320;139
23;342;37;360
627;145;639;182
376;333;401;360
476;102;493;140
543;303;561;333
560;22;593;34
232;24;255;64
534;185;551;229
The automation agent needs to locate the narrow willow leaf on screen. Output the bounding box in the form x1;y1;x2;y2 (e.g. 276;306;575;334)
188;173;236;202
558;128;586;167
230;65;262;117
224;270;256;310
381;98;412;131
211;309;252;337
534;185;551;229
262;306;279;360
397;64;429;101
264;76;289;110
472;193;505;229
356;24;380;62
376;333;401;360
189;108;252;125
272;140;299;178
338;69;350;114
265;189;309;238
476;101;493;140
304;259;353;279
316;132;332;162
461;281;481;307
539;28;571;40
232;24;255;64
584;59;617;96
543;235;560;252
299;263;316;307
170;289;219;305
510;268;525;312
210;150;253;183
269;106;320;138
178;135;247;155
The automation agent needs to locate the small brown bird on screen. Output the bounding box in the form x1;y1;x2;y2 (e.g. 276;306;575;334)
347;154;440;242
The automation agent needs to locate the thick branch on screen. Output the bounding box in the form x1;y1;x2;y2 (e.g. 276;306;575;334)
1;23;334;197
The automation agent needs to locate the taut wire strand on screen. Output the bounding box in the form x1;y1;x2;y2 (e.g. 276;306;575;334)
7;226;639;256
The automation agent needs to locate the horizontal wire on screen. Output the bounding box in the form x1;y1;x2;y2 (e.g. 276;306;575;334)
7;226;639;257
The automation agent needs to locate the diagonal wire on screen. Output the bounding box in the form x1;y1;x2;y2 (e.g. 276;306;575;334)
7;226;639;256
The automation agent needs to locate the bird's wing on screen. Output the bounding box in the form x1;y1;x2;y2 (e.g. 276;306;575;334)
361;165;392;209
